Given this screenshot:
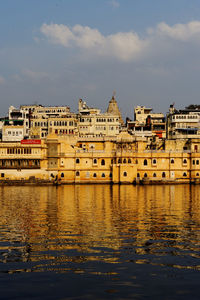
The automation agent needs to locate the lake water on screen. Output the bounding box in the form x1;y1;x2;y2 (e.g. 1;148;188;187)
0;184;200;299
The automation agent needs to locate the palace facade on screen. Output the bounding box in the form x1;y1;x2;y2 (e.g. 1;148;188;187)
0;133;200;185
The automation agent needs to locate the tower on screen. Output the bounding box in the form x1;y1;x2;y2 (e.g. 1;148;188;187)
106;92;124;126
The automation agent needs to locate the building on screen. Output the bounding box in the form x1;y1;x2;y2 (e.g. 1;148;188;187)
167;104;200;139
127;105;166;139
2;125;25;142
0;134;200;185
106;94;124;126
78;99;121;137
20;104;70;119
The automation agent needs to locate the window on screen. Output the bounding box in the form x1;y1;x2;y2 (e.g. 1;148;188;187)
123;158;127;164
101;173;105;177
93;159;97;164
118;158;122;164
153;173;157;177
101;159;105;166
144;159;148;166
162;172;166;178
183;159;187;164
137;173;140;178
193;160;195;165
197;160;199;165
128;158;131;163
76;158;80;164
183;172;187;177
144;173;148;178
123;172;127;177
109;173;112;178
1;173;4;178
61;173;64;178
76;171;80;176
93;173;97;178
196;173;199;177
171;159;174;164
152;159;157;165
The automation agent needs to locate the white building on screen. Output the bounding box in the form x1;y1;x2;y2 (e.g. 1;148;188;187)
2;125;25;142
78;99;121;137
167;105;200;139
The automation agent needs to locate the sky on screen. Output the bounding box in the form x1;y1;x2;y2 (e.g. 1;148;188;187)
1;0;200;118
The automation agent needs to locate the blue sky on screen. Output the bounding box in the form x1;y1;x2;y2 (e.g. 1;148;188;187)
1;0;200;118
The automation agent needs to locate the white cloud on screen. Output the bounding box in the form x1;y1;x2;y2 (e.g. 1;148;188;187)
0;75;5;84
151;21;200;41
109;0;120;8
40;21;200;62
40;23;147;61
40;24;74;47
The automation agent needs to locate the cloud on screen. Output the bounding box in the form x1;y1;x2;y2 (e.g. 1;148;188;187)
0;75;5;84
150;21;200;41
40;23;147;61
109;0;120;8
40;21;200;62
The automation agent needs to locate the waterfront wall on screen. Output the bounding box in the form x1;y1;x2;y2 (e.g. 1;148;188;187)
0;136;200;185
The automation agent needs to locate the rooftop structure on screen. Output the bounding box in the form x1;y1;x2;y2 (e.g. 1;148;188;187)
167;104;200;139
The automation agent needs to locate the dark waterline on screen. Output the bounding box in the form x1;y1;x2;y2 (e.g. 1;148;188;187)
0;185;200;299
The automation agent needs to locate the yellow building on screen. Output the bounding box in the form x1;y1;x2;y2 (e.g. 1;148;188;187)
0;134;200;185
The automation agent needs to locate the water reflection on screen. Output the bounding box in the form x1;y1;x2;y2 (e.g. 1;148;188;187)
0;184;200;275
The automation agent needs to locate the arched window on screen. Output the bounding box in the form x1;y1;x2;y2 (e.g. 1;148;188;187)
144;159;148;166
101;159;105;165
171;159;174;164
76;171;80;176
76;158;80;164
109;172;112;178
183;159;187;164
144;173;148;178
162;172;166;178
153;173;157;177
118;158;122;164
123;158;127;164
183;172;187;177
128;158;131;163
137;173;140;178
61;173;64;178
196;173;199;177
93;173;97;178
93;159;97;164
101;173;105;177
152;159;157;165
123;171;127;177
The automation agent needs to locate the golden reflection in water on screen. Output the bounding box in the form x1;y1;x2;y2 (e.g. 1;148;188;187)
0;185;200;270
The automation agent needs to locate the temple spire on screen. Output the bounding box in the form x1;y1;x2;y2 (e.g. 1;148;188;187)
106;93;124;126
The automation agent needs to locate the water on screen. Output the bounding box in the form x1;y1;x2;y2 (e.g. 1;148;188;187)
0;185;200;299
